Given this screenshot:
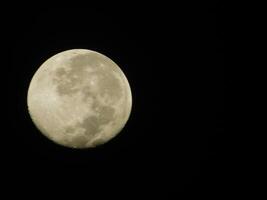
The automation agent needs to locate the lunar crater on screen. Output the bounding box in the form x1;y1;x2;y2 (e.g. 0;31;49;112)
62;104;115;148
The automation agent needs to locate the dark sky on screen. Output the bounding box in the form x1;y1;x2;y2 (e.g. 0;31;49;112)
3;2;224;198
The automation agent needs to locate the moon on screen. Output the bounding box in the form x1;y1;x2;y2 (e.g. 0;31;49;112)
27;49;132;148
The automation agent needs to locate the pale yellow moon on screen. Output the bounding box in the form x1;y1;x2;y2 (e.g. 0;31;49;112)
27;49;132;148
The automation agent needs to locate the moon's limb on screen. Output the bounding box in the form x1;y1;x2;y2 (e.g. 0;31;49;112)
27;49;132;148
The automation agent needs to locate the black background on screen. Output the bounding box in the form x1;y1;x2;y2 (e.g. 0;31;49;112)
3;2;224;198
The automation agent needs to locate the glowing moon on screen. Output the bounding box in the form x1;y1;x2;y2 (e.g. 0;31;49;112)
27;49;132;148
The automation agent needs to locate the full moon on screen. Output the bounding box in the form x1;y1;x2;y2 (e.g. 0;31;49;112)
27;49;132;148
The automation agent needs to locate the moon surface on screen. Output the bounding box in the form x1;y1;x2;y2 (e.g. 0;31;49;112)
27;49;132;148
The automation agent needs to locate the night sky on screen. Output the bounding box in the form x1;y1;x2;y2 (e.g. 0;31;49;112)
4;2;224;198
